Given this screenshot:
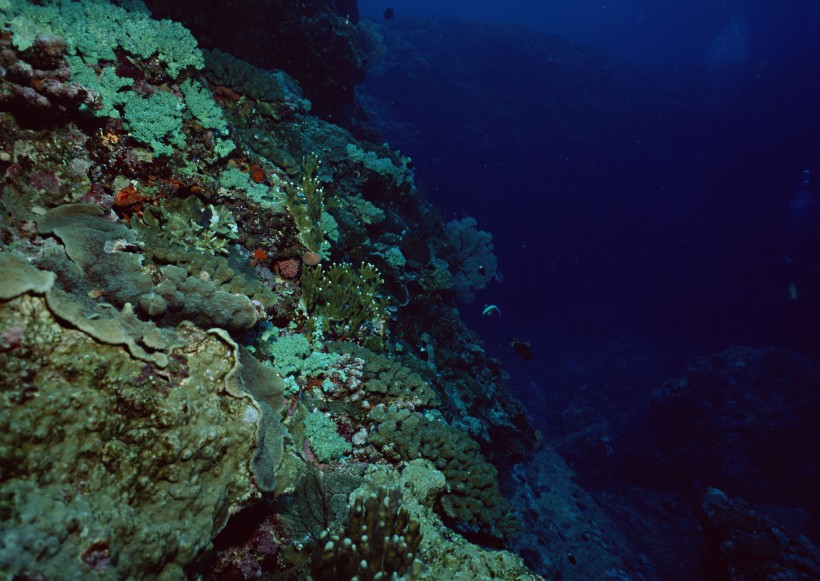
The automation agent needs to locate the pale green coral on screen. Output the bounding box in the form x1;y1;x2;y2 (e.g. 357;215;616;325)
346;143;413;187
3;0;203;74
261;331;342;380
121;91;186;156
214;138;237;159
66;58;134;118
303;411;351;463
180;78;229;135
3;1;209;155
383;246;407;268
340;193;385;225
219;167;279;208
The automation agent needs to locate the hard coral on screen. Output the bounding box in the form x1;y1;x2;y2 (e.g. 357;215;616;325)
311;486;423;581
277;258;299;279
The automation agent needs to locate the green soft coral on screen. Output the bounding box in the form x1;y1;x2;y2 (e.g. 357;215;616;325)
300;262;389;350
180;78;229;135
219;167;279;208
3;0;203;74
66;57;134;117
284;154;337;255
121;91;186;156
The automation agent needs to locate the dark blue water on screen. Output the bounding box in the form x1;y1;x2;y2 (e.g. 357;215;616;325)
359;4;820;359
357;3;820;568
361;1;820;65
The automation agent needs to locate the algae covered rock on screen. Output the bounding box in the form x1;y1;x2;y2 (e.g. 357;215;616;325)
0;291;261;579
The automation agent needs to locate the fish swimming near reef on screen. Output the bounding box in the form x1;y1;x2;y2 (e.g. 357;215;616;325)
511;338;533;361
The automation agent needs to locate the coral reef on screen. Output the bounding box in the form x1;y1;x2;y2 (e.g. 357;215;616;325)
0;2;540;579
311;485;423;580
0;291;259;579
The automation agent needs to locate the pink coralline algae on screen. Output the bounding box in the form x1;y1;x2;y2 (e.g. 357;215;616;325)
0;326;23;351
277;258;299;279
29;170;62;195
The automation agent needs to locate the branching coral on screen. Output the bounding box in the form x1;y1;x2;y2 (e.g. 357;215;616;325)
300;262;389;350
285;154;338;255
311;485;423;581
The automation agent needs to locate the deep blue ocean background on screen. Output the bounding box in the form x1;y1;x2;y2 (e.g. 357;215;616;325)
356;1;820;574
358;0;820;356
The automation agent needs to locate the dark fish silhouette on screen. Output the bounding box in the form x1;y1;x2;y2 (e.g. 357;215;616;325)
511;338;533;361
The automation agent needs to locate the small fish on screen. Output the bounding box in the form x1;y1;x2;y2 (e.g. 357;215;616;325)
788;282;798;301
511;338;533;361
482;304;501;317
383;6;395;21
